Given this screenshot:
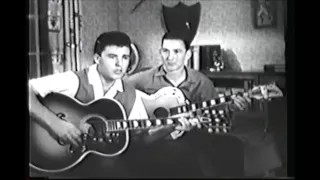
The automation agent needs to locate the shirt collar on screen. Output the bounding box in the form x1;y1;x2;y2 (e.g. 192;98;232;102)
113;78;124;92
155;65;196;85
87;64;123;99
154;65;167;77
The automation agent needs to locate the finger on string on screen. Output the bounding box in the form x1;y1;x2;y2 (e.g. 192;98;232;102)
80;123;91;134
234;101;244;111
72;130;82;144
67;133;79;147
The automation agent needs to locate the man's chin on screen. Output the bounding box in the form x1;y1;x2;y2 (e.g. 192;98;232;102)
113;73;125;79
166;67;178;72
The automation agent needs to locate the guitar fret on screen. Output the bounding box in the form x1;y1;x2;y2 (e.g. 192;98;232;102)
191;104;196;111
167;119;174;125
177;107;182;114
122;121;128;129
202;101;207;107
116;121;121;130
108;121;113;131
156;119;162;126
146;120;152;127
182;106;187;113
106;122;110;131
112;121;116;131
220;97;226;103
133;120;139;128
210;99;216;106
109;121;113;131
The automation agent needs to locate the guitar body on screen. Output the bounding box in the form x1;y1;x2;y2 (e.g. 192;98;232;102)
30;93;129;173
140;87;187;118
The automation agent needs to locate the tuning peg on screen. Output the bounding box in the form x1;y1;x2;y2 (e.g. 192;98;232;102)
208;128;213;133
218;110;224;115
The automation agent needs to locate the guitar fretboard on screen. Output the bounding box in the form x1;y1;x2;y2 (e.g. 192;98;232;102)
168;87;267;116
169;95;233;116
104;118;180;132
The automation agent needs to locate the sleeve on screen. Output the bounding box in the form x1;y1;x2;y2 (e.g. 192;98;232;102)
28;71;80;98
199;78;239;114
125;71;146;90
199;78;219;101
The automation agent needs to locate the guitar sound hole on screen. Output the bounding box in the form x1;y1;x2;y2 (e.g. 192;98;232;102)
153;107;169;118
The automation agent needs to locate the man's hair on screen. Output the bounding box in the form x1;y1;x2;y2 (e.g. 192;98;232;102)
161;31;191;50
93;31;132;56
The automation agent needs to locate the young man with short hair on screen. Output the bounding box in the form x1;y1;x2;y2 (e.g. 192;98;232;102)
29;31;156;178
126;30;282;178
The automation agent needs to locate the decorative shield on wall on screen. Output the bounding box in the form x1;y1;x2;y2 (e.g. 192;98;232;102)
162;2;201;43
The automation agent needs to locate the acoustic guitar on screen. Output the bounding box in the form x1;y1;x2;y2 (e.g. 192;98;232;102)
29;93;222;173
29;82;283;173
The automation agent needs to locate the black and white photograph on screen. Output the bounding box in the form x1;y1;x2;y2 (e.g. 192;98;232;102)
28;0;290;178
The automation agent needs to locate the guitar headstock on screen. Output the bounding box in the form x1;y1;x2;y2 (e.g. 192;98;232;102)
250;82;283;100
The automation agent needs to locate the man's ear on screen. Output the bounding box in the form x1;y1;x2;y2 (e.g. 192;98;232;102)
93;54;100;64
184;49;192;66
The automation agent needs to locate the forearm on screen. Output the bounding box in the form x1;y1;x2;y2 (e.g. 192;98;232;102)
132;126;176;145
29;85;57;131
145;126;176;144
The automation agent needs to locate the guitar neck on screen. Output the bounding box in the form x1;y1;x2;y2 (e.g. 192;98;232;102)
169;90;258;116
104;118;182;132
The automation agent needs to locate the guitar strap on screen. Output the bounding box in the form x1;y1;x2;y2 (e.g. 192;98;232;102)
74;68;136;118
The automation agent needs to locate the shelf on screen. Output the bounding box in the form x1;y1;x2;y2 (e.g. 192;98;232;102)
201;71;286;80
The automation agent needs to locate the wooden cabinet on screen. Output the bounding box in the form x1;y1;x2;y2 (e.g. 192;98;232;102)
202;71;286;128
203;71;287;167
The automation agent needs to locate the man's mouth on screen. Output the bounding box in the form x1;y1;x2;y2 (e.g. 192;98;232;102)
167;61;176;65
114;69;123;74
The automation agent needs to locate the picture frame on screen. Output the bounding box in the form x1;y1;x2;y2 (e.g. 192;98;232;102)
252;0;277;28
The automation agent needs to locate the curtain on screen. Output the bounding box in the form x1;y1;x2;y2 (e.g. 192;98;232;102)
48;0;82;74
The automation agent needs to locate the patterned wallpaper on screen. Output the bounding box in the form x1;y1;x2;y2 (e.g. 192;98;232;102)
80;0;285;72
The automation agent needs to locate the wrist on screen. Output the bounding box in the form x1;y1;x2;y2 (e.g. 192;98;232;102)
228;103;239;112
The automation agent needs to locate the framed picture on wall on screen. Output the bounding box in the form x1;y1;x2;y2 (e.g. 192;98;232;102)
252;0;277;28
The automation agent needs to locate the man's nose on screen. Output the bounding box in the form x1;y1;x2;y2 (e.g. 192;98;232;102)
115;58;123;66
167;52;175;60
